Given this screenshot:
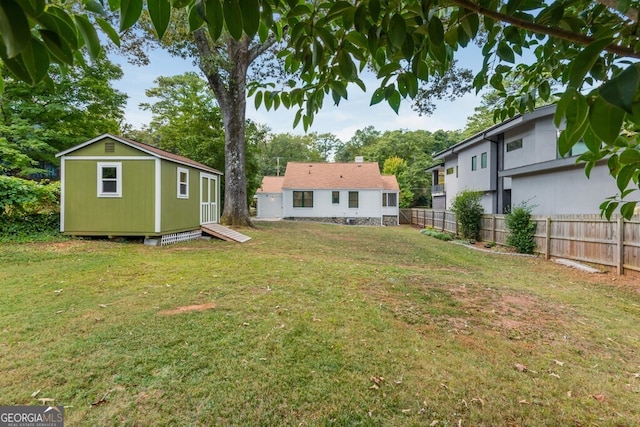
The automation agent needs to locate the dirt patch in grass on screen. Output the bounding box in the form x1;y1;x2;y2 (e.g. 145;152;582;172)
158;302;217;315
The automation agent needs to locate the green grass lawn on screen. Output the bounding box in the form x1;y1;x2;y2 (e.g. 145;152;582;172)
1;221;639;426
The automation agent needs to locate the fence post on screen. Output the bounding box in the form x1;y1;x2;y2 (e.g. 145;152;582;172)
617;217;624;275
431;209;435;228
545;217;551;260
492;215;496;243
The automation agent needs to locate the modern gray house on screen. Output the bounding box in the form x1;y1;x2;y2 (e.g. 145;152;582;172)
428;104;622;215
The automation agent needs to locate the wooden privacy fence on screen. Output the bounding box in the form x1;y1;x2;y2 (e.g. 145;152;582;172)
402;208;640;276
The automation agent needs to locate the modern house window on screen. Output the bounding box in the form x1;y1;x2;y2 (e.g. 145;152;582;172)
471;155;477;171
382;193;397;207
97;162;122;197
481;152;487;169
293;191;313;207
446;167;454;175
348;191;359;208
506;139;523;152
177;167;189;198
558;139;589;158
332;191;340;204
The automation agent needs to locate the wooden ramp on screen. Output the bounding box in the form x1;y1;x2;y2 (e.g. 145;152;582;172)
201;223;252;243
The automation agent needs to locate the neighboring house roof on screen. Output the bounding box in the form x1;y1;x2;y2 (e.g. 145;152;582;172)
56;133;222;175
256;176;285;193
281;162;399;190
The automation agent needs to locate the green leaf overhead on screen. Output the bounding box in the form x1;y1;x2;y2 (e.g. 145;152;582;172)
148;0;172;40
203;0;223;41
0;0;31;58
223;0;243;40
119;0;143;32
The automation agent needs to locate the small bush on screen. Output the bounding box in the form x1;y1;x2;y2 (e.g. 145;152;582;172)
505;203;537;254
451;190;483;241
0;176;61;241
421;228;454;241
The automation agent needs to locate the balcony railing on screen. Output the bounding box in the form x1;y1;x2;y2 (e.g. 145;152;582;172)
431;184;445;195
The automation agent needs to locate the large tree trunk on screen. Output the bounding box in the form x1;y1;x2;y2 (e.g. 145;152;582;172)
194;32;253;227
192;31;276;227
218;64;251;227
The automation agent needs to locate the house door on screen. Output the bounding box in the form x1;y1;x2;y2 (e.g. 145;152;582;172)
200;173;218;224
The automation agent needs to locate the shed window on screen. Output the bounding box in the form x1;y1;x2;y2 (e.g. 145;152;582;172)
348;191;359;208
332;191;340;204
177;167;189;198
382;193;397;207
97;162;122;197
293;191;313;207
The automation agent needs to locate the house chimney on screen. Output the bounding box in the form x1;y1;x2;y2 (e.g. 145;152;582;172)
355;156;364;163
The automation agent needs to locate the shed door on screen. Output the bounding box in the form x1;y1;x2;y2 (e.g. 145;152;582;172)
200;173;218;224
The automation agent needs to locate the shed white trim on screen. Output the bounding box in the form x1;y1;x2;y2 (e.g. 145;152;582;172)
155;158;161;233
59;158;65;232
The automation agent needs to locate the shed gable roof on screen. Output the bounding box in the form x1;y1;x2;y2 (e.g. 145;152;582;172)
56;133;222;175
281;162;399;190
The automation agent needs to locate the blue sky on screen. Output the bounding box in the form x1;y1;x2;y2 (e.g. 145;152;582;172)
111;45;485;142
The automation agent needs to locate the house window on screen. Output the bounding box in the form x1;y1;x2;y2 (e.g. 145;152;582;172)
471;156;477;171
97;162;121;197
558;139;589;158
506;139;523;152
348;191;359;208
382;193;397;207
446;167;454;175
177;167;189;198
481;152;487;169
293;191;313;207
332;191;340;204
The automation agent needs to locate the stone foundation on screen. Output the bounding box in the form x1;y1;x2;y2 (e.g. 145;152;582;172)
284;217;382;226
382;215;398;226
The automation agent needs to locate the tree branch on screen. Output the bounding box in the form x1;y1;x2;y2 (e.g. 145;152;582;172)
192;29;228;106
447;0;640;60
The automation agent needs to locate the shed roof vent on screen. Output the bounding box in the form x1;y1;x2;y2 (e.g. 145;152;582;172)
105;141;115;153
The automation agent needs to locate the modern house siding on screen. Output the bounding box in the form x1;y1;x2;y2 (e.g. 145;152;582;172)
430;104;623;215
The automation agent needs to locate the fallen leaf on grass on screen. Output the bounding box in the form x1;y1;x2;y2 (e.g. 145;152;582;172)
549;373;560;379
514;363;527;372
553;359;565;366
590;394;606;402
31;390;40;398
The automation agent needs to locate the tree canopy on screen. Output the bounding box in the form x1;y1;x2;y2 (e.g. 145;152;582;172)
0;56;126;176
2;0;640;217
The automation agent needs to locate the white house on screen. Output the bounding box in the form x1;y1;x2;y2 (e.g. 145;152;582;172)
255;176;285;219
428;104;622;215
256;161;400;225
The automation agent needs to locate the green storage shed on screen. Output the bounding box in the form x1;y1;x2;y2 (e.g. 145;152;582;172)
56;134;222;241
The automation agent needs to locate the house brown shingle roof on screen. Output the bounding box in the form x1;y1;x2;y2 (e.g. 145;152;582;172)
281;162;399;190
256;176;285;193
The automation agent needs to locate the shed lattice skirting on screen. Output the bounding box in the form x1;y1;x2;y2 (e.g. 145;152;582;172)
160;230;202;246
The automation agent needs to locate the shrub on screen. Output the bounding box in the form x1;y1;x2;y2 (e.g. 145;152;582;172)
0;176;61;241
421;228;454;241
451;190;483;241
505;203;537;254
